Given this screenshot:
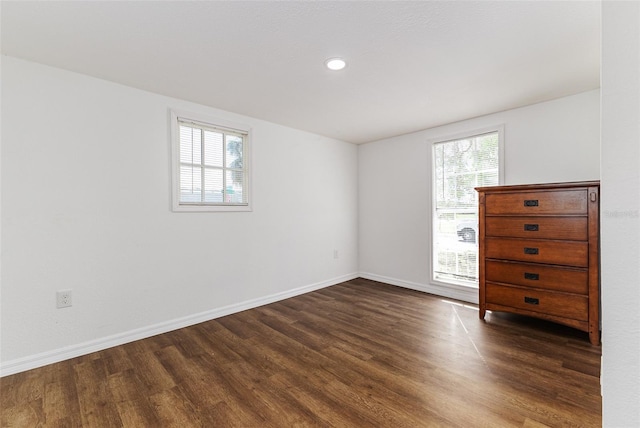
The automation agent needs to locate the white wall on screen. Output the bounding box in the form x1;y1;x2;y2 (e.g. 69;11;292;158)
358;90;600;302
601;2;640;425
0;17;3;375
0;57;358;374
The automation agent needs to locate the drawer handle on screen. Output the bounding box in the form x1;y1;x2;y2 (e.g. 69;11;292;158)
524;272;539;280
524;247;539;255
524;199;539;207
524;296;539;305
524;224;539;231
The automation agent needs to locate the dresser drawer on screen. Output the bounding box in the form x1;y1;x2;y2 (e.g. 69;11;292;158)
485;237;588;267
485;216;588;240
485;190;588;215
485;260;588;294
486;283;588;321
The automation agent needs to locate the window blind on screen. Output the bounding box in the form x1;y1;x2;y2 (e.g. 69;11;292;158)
434;132;499;210
432;131;500;286
178;118;247;205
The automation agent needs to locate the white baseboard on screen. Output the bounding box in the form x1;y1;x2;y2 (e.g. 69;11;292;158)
0;273;359;377
359;272;479;304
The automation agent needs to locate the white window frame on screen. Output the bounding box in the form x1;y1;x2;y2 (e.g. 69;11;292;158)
170;109;252;212
429;125;504;288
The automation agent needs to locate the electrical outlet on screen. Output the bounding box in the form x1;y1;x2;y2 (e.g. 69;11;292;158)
56;290;72;308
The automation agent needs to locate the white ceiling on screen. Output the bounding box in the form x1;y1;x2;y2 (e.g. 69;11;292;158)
1;1;601;144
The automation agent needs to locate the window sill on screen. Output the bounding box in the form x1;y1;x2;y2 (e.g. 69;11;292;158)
172;203;252;213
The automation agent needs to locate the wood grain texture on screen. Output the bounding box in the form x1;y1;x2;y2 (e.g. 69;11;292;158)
485;237;589;267
485;216;588;241
485;260;588;294
485;283;588;321
0;278;602;427
484;189;588;215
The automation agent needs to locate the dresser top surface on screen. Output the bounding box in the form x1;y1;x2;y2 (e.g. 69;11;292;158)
475;180;600;193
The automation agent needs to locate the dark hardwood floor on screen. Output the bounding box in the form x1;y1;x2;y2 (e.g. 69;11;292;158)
1;278;602;427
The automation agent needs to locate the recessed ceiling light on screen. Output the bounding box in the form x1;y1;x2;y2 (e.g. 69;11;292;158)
325;58;347;71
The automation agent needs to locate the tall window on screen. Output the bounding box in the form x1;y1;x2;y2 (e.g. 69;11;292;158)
432;128;502;287
171;111;251;212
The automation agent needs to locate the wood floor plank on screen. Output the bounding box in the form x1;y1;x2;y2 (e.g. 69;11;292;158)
44;377;81;426
73;359;123;427
114;398;162;427
148;386;213;427
121;346;176;397
190;359;272;426
0;278;601;427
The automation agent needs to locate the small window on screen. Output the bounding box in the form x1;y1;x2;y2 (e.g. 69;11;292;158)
171;111;251;212
431;127;503;287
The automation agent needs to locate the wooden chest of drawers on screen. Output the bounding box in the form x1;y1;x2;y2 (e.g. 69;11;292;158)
475;181;600;345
